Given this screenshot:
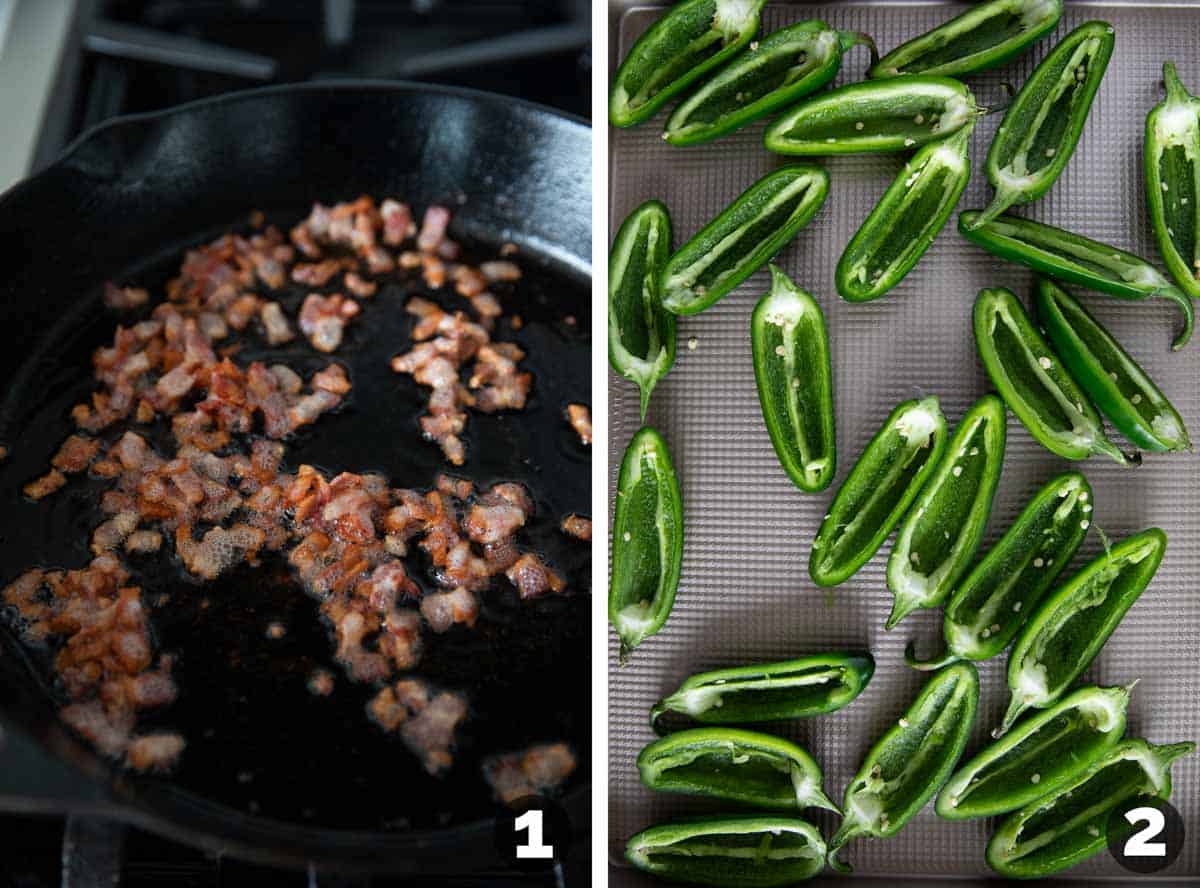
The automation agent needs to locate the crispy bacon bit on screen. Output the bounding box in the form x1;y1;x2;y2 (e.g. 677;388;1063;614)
380;199;415;246
471;343;531;412
368;679;467;776
417;206;452;253
126;733;186;772
483;742;577;804
0;445;7;461
420;588;478;633
566;404;591;446
104;283;150;311
52;435;102;474
91;512;139;555
479;260;522;283
561;514;591;542
308;668;335;697
506;553;566;600
24;469;66;500
292;259;342;287
260;302;295;345
344;272;377;299
299;293;360;353
435;474;473;500
463;485;531;545
125;530;163;554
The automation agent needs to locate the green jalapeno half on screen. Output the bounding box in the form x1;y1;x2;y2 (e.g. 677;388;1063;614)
970;21;1114;229
638;727;839;812
987;738;1195;878
626;815;827;887
827;662;979;873
869;0;1062;80
610;426;684;664
938;683;1131;820
650;651;875;733
998;527;1167;736
609;0;767;128
907;471;1092;670
665;21;877;146
609;200;675;421
1145;62;1200;301
662;166;829;315
764;76;978;156
837;123;974;302
811;396;947;587
1036;278;1191;453
886;394;1006;629
973;287;1134;465
751;265;835;492
960;210;1196;350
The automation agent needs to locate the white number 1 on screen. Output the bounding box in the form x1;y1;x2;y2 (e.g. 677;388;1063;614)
515;809;554;859
1124;806;1167;857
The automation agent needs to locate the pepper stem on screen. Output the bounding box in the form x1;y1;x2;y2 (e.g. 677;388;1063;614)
1163;62;1192;106
885;594;920;631
839;30;879;68
1152;740;1197;769
966;187;1021;231
904;640;959;671
825;821;865;874
639;384;651;423
810;784;842;815
648;701;667;734
994;692;1030;738
1155;285;1194;351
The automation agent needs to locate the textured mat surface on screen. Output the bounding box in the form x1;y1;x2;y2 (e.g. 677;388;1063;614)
608;2;1200;882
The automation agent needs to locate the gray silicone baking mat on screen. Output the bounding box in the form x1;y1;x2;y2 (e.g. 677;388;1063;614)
608;2;1200;883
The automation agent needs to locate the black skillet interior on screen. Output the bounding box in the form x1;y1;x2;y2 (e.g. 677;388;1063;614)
0;82;591;870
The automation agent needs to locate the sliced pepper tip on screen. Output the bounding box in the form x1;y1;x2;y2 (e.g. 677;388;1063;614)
904;640;956;671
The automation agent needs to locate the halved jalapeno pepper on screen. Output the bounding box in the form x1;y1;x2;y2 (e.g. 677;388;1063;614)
870;0;1062;79
1146;62;1200;300
886;394;1006;629
987;738;1195;878
764;76;978;156
637;727;838;812
665;21;876;146
662;166;829;315
827;662;979;873
609;0;767;128
973;287;1134;465
609;200;675;420
609;426;684;664
907;471;1092;670
751;265;835;492
626;815;827;887
1035;278;1191;453
650;652;875;733
998;528;1167;736
960;210;1195;350
970;21;1114;228
837;123;974;302
938;683;1131;820
811;396;947;587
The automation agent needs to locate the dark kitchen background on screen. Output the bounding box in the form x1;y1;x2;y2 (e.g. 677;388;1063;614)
0;1;590;885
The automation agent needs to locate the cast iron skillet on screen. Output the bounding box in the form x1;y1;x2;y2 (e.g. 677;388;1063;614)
0;82;590;874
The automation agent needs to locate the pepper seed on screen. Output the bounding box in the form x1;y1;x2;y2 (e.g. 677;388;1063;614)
914;114;925;124
1039;356;1052;369
855;121;865;130
1013;601;1022;612
1081;520;1090;529
952;466;963;477
1131;393;1142;404
904;138;916;147
688;337;699;350
969;446;979;456
899;718;910;728
623;532;631;541
775;345;786;356
1034;557;1044;567
1045;148;1056;157
1031;773;1041;784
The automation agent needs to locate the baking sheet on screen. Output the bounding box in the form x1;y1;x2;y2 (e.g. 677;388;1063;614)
608;2;1200;883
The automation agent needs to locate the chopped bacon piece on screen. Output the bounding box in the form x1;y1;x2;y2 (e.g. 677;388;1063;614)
299;293;360;353
463;491;528;545
308;668;335;697
52;435;102;473
126;733;185;772
506;554;566;600
483;742;576;804
420;588;478;633
175;524;266;580
91;512;139;555
479;260;522;283
24;469;66;500
125;530;163;554
561;514;591;542
380;199;415;246
344;272;377;299
291;259;342;287
61;701;135;757
417;206;452;253
374;679;468;776
435;474;473;500
104;283;150;311
566;404;591;446
260;302;295;345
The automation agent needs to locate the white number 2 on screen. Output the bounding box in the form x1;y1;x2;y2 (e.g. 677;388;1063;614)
1124;806;1167;857
515;809;555;859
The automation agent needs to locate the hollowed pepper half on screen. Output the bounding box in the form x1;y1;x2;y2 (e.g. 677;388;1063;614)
986;738;1195;878
609;0;767;128
810;396;947;587
998;527;1167;737
960;210;1195;350
973;287;1134;465
626;815;827;887
650;651;875;734
662;165;829;315
907;471;1092;671
1145;62;1200;300
869;0;1062;80
609;200;675;420
665;20;877;146
969;21;1115;228
827;662;979;873
886;394;1007;629
609;426;684;664
637;727;839;812
1036;277;1191;453
938;683;1132;820
764;76;978;156
837;123;974;302
751;265;836;492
